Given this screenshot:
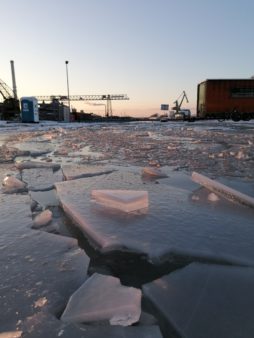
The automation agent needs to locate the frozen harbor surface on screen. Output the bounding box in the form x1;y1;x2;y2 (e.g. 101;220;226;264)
0;120;254;337
143;263;254;338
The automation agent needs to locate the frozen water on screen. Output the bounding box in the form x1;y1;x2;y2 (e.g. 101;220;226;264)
61;273;141;326
143;263;254;338
0;228;89;331
192;171;254;209
55;170;254;266
62;164;115;180
0;173;90;332
33;209;53;228
91;189;149;213
22;167;61;191
19;312;162;338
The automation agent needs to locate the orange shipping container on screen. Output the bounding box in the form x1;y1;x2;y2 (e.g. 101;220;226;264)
197;79;254;121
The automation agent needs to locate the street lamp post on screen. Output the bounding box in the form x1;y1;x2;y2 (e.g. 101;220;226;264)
65;61;71;121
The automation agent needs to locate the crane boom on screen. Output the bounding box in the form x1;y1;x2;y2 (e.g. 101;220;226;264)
35;94;129;102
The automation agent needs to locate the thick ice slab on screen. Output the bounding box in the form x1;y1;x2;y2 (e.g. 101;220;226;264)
61;273;141;326
91;189;149;213
192;171;254;209
22;168;61;191
55;170;254;266
143;263;254;338
62;164;115;180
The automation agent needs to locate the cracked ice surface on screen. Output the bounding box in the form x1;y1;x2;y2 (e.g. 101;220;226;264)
0;192;90;332
22;167;62;191
62;164;115;180
61;273;141;326
55;170;254;266
143;263;254;338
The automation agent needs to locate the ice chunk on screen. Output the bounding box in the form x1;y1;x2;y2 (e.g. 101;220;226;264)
192;171;254;209
61;273;141;326
143;263;254;338
0;332;23;338
142;167;167;178
91;190;149;213
33;209;53;228
2;175;26;189
208;192;219;202
15;161;60;172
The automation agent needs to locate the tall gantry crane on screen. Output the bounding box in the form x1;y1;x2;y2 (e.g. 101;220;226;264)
35;94;129;117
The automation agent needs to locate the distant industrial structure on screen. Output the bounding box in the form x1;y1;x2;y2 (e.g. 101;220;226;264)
36;94;129;121
0;61;20;119
0;61;129;122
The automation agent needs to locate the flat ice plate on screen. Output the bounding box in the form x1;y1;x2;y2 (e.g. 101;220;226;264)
55;170;254;266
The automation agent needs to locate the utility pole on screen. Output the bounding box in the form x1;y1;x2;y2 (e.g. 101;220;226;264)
65;61;71;120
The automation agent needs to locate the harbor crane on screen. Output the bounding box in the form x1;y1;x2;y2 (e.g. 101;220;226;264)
35;94;129;117
172;91;189;114
0;61;20;120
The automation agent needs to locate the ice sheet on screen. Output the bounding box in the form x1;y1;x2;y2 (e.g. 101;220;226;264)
0;228;89;331
61;273;141;326
62;164;115;180
143;263;254;338
55;170;254;266
22;167;61;191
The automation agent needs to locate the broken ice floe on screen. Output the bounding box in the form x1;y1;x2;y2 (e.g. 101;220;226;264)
61;273;141;326
62;164;115;181
91;189;149;213
55;170;254;267
22;167;62;191
192;171;254;209
143;263;254;338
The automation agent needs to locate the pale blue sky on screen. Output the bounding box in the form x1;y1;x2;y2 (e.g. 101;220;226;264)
1;0;254;116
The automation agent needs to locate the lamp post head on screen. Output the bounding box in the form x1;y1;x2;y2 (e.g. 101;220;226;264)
65;60;69;65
